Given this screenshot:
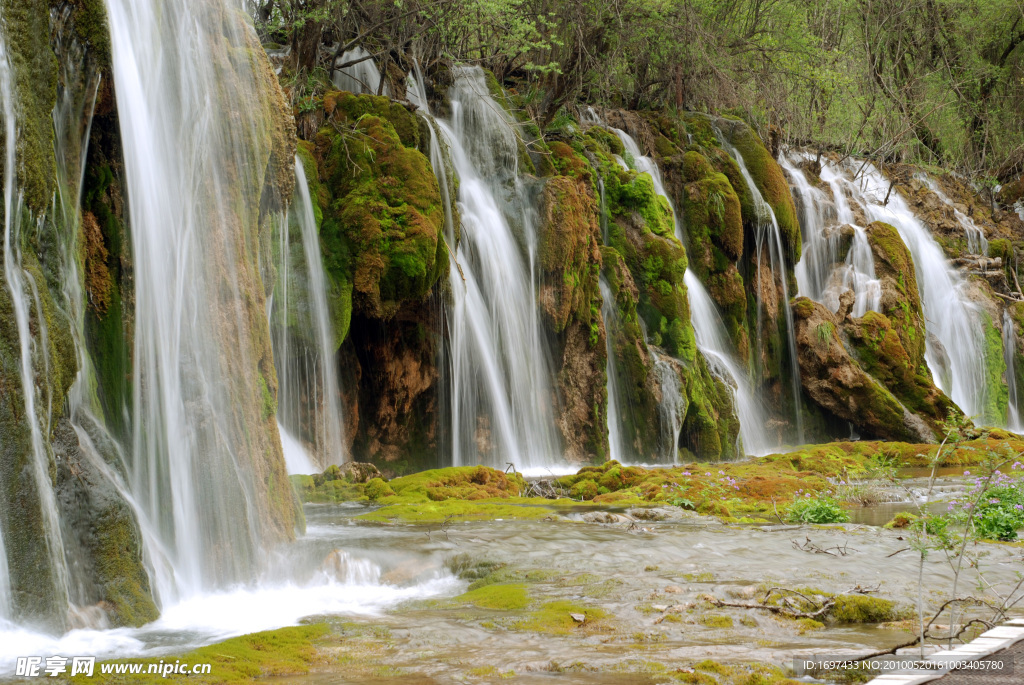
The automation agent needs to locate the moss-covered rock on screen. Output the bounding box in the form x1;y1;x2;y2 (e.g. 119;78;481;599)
864;222;927;369
53;417;158;627
0;0;58;213
846;310;959;431
315;111;446;320
793;297;933;442
721;119;801;263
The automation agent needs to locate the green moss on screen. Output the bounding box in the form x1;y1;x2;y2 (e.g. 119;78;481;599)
725;122;800;263
982;312;1009;426
830;594;907;624
67;0;112;70
315;99;446;323
538;176;601;333
364;477;396;500
258;373;276;420
289;475;363;503
510;600;608;635
0;0;58;213
457;583;530;610
356;499;562;524
846;309;957;429
74;624;332;684
698;614;734;628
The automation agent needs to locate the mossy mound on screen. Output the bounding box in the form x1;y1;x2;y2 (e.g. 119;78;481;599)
314;99;446;321
722;120;801;263
864;222;927;369
793;297;933;443
456;583;531;610
387;465;526;501
846;310;958;430
538;176;602;334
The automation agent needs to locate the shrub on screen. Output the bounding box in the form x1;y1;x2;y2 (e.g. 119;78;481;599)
786;496;850;524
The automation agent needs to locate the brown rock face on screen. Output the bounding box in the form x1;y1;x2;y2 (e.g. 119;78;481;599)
348;309;441;474
792;297;934;442
537;175;607;463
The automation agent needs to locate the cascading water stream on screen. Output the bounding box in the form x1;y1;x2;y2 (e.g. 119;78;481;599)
417;66;558;469
722;141;804;443
271;157;346;474
611;125;781;456
104;0;286;599
919;175;988;256
333;46;388;95
0;18;71;625
600;277;627;463
684;272;772;456
782;154;881;317
1003;310;1022;432
829;160;993;423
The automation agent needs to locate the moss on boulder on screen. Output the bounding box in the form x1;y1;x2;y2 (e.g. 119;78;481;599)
722;120;801;263
793;297;933;442
315;109;446;320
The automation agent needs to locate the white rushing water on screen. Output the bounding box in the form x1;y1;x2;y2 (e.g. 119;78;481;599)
724;141;804;443
105;0;285;600
0;538;459;672
599;276;627;462
827;159;993;422
271;157;347;471
919;175;988;255
424;67;559;469
0;18;70;622
783;154;881;317
685;272;772;456
333;46;388;95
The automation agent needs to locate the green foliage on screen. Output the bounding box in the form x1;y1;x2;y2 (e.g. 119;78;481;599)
786;496;850;524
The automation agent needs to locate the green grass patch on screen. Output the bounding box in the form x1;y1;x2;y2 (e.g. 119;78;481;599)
510;601;608;635
73;624;332;684
456;583;530;610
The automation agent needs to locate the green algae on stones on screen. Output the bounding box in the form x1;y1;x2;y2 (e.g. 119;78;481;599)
457;583;530;611
72;624;332;684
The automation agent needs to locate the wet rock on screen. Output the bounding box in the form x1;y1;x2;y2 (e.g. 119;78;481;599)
792;297;934;442
53;415;159;628
337;461;383;483
582;511;635;524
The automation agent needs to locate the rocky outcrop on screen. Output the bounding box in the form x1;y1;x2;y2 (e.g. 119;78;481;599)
864;222;928;368
538;174;607;462
302;92;448;472
577;126;740;460
793;297;934;442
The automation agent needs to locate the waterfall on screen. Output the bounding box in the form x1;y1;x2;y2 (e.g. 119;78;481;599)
271;157;346;473
1003;310;1022;432
919;175;988;255
685;272;772;456
333;47;388;95
610;125;781;456
0;20;71;624
418;66;558;468
599;276;627;462
830;160;993;423
611;128;679;232
723;142;804;443
105;0;286;599
783;154;881;316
